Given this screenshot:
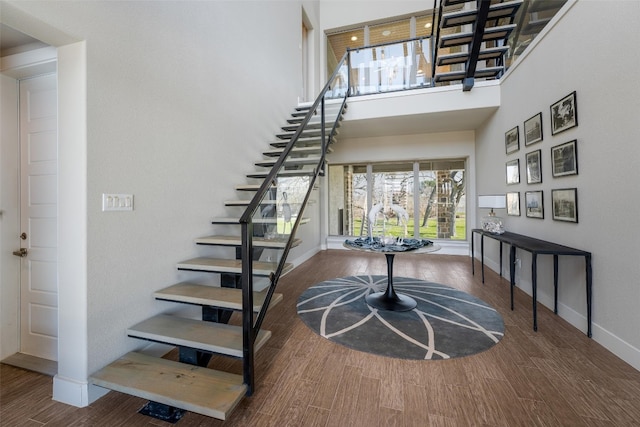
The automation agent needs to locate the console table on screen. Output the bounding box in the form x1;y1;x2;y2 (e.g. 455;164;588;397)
470;229;592;337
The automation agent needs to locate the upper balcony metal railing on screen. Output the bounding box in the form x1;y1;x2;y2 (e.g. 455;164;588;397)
326;36;436;100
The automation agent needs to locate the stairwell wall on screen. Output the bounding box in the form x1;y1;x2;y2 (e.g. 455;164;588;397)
475;0;640;369
6;0;317;397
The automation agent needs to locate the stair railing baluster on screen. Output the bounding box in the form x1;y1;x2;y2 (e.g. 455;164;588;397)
240;221;255;394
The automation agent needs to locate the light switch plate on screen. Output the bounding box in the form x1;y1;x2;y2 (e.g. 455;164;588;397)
102;193;134;211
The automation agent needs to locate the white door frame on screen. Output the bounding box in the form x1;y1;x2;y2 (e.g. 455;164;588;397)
1;2;98;407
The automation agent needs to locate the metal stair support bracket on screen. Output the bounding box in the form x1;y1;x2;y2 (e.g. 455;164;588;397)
462;0;492;91
237;51;350;395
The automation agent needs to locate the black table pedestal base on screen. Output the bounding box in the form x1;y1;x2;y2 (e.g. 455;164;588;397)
365;291;417;311
365;253;417;312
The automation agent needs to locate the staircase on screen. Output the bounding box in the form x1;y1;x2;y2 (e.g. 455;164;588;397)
86;1;540;415
433;0;523;91
90;56;349;421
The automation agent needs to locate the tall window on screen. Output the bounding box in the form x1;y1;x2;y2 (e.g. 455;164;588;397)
328;159;466;240
326;13;435;78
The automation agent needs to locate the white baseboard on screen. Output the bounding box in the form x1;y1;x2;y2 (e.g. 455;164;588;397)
53;374;109;407
475;255;640;372
288;246;321;269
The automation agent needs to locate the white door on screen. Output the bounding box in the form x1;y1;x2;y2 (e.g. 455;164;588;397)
18;73;58;361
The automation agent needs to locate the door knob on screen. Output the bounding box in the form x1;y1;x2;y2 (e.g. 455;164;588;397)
12;248;28;257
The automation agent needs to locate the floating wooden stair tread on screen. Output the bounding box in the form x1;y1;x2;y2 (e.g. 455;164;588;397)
276;128;338;140
210;217;309;225
195;235;301;249
441;0;522;28
224;199;277;207
435;66;503;82
127;314;271;358
235;184;262;191
437;46;509;66
263;145;332;157
90;352;245;421
293;102;345;114
246;168;315;179
255;156;321;167
281;120;341;131
286;114;344;125
177;257;293;276
155;282;283;312
269;135;336;148
225;200;302;208
439;24;516;48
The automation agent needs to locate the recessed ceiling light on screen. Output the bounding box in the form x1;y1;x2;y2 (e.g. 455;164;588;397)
351;36;358;41
382;30;391;36
424;23;432;28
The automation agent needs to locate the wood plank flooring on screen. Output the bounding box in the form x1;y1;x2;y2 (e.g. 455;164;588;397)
2;250;640;426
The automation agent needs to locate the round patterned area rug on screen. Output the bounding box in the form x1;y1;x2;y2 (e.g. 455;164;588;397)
296;275;504;360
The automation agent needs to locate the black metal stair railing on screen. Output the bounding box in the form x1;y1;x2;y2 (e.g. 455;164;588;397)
238;51;350;394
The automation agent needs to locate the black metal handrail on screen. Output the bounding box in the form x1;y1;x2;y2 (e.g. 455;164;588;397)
239;51;349;394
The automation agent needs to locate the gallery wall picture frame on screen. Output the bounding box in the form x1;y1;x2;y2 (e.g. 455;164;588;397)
551;139;578;177
550;91;578;135
506;159;520;185
525;190;544;219
526;149;542;184
524;112;543;145
552;188;578;223
507;192;520;216
505;126;519;154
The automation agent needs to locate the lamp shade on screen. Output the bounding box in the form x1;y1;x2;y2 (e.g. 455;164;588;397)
478;195;506;209
478;195;506;234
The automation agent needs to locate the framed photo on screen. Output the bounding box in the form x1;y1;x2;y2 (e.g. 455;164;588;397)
552;188;578;223
526;150;542;184
551;140;578;177
524;112;543;145
505;126;519;154
506;159;520;185
506;192;520;216
550;91;578;135
525;190;544;219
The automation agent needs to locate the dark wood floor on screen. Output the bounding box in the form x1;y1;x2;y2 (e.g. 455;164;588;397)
2;250;640;426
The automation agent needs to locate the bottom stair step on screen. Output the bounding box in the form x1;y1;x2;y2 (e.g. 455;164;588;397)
90;351;246;421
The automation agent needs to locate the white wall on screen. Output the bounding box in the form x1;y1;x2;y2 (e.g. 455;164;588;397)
4;0;314;392
476;1;640;369
330;130;475;165
320;0;430;32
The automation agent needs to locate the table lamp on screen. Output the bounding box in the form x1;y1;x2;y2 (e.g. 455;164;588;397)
478;194;506;234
